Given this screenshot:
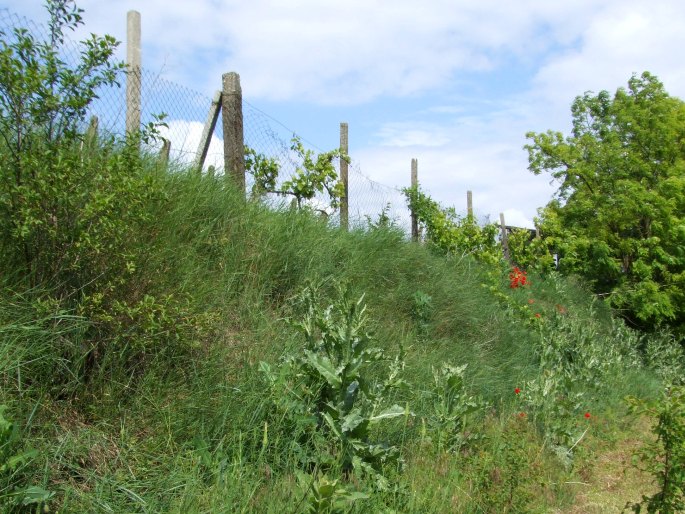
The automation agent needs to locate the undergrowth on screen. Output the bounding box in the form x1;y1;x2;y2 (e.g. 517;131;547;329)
1;2;684;510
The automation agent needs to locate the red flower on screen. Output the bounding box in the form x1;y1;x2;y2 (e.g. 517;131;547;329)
528;299;535;304
519;412;526;418
515;388;521;395
534;313;541;319
584;412;591;419
509;267;529;289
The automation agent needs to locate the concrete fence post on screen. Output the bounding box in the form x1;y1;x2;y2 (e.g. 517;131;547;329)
500;212;510;261
126;11;141;136
221;72;245;193
194;90;222;173
339;122;349;231
411;158;418;242
467;190;473;218
159;138;171;170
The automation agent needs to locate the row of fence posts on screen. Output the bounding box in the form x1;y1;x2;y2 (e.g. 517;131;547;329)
119;10;528;259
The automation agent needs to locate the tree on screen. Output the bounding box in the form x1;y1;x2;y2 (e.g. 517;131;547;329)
245;136;348;214
525;72;685;334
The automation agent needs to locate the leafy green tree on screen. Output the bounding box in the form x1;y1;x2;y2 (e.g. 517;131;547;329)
525;72;685;334
245;136;348;213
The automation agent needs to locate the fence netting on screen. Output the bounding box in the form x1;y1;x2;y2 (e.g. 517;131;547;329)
1;8;412;231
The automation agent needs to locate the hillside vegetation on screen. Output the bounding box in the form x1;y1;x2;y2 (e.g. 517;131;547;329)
1;2;684;513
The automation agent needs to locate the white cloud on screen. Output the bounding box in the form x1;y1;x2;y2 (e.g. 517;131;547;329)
159;119;224;170
502;209;534;230
531;0;685;126
375;123;452;148
1;0;621;104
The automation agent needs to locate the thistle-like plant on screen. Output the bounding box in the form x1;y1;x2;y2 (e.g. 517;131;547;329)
426;363;485;453
261;282;407;489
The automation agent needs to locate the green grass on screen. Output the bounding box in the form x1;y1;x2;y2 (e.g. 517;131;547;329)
0;155;681;513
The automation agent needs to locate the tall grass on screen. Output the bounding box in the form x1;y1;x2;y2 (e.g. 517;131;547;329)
0;152;678;512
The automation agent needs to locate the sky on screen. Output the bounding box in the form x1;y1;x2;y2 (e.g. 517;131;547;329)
4;0;685;227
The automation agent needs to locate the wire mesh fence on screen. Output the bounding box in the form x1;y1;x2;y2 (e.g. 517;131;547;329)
0;7;412;231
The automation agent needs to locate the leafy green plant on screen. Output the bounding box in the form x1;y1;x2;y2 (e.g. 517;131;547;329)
364;203;397;231
295;471;369;513
245;136;349;212
0;406;53;509
471;416;536;513
0;0;189;387
0;0;124;281
642;332;685;386
518;370;588;466
403;185;500;264
411;291;432;342
79;292;205;376
516;310;639;464
425;363;485;453
0;0;123;151
261;282;407;489
626;385;685;514
507;228;556;272
245;146;280;199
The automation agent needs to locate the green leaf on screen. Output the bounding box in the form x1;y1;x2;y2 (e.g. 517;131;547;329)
6;448;38;470
340;409;365;433
20;486;54;505
321;412;343;440
304;351;342;388
343;380;359;411
369;404;406;423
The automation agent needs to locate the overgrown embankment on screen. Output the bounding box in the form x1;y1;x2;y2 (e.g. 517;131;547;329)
1;2;684;510
1;160;682;512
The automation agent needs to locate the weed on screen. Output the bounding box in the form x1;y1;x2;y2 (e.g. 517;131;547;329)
425;363;486;453
295;471;369;513
411;291;432;342
261;281;407;490
0;406;53;510
625;385;685;513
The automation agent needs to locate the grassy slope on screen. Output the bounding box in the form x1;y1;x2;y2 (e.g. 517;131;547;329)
0;167;668;513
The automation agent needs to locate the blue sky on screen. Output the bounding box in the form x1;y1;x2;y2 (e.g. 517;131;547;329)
5;0;685;227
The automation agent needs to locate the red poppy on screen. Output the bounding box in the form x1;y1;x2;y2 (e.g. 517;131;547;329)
515;388;521;395
535;313;541;318
528;299;535;304
519;412;526;418
584;412;591;419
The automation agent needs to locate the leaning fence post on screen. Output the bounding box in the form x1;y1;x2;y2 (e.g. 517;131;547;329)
194;90;222;173
80;115;99;162
339;122;349;231
159;138;170;170
499;212;510;261
221;72;245;193
126;11;141;136
411;158;418;242
86;116;98;145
